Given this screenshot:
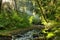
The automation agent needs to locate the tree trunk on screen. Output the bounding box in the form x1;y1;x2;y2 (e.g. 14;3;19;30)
35;0;48;23
14;0;17;11
0;0;2;13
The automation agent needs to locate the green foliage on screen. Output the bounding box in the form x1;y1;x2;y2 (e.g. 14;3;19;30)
0;9;32;29
0;0;60;40
33;0;60;40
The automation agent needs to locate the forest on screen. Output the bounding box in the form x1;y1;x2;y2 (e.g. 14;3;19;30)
0;0;60;40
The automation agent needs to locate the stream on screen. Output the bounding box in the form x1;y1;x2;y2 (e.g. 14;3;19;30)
12;29;42;40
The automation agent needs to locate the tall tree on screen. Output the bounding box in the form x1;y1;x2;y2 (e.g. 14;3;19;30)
0;0;2;13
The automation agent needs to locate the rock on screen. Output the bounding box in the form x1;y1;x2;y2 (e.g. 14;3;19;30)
0;27;6;30
0;35;12;40
14;34;23;38
33;34;39;38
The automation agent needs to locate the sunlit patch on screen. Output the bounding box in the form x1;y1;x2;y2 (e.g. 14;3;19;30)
28;16;33;24
54;30;59;33
33;11;36;16
46;32;55;38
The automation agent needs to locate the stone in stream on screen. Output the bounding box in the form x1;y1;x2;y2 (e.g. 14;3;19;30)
0;35;12;40
14;34;23;38
33;33;39;38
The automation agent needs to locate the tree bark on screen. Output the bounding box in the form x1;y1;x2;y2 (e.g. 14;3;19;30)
14;0;18;12
35;0;48;23
0;0;2;13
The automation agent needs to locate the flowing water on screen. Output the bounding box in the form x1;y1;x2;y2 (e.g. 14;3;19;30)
12;29;41;40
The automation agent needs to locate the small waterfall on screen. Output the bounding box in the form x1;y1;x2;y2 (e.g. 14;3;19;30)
12;30;40;40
